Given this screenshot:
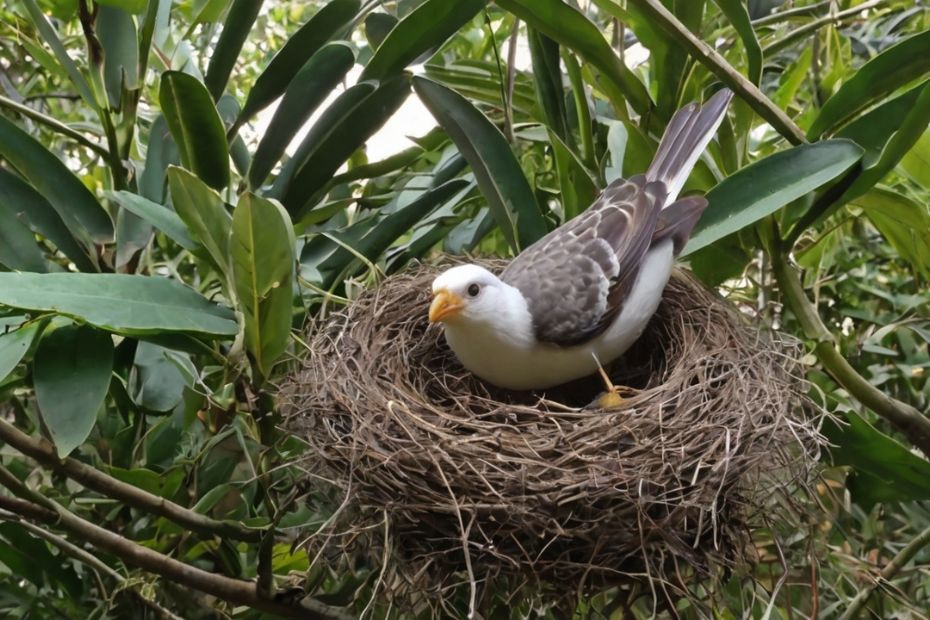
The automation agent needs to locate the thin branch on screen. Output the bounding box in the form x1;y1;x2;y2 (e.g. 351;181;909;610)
763;0;890;56
0;94;109;156
751;0;832;26
771;251;930;456
0;494;353;620
839;521;930;620
0;514;183;620
0;417;262;542
626;0;807;145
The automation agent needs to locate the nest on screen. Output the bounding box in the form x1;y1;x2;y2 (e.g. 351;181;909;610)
283;261;824;614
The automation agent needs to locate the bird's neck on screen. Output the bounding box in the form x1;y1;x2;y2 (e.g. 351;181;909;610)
446;285;535;351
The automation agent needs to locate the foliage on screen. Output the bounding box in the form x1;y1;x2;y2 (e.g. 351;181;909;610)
0;0;927;617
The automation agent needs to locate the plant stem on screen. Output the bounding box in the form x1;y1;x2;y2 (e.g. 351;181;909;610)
763;0;890;56
771;251;930;456
0;494;353;620
626;0;807;145
838;521;930;620
0;417;263;542
751;0;832;26
0;94;109;157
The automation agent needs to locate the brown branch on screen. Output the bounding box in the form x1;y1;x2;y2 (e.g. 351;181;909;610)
625;0;807;145
0;417;262;542
0;494;353;620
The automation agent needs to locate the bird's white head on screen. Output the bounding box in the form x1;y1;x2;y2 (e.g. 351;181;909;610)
429;264;516;327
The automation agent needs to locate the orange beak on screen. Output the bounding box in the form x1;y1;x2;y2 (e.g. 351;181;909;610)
429;289;464;323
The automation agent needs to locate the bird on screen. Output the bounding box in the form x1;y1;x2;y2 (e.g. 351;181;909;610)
428;89;733;392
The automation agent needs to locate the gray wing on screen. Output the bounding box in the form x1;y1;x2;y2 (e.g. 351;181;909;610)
501;175;667;346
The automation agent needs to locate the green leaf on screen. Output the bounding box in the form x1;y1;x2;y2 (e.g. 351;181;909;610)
0;199;46;273
364;12;397;50
98;5;139;109
159;71;230;190
167;166;232;272
129;341;190;412
0;322;42;383
21;0;99;109
237;0;361;124
0;116;113;244
230;193;295;379
495;0;652;117
0;273;238;338
115;208;153;270
35;324;114;458
110;190;198;251
278;77;411;219
360;0;486;81
248;42;356;189
826;412;930;507
413;76;547;252
838;80;928;160
807;29;930;139
205;0;265;100
0;167;95;272
96;0;148;13
548;129;597;220
899;128;930;190
853;188;930;279
684;140;864;255
139;115;180;203
527;27;569;142
713;0;762;85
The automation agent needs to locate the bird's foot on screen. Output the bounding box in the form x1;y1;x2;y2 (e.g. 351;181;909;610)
590;357;635;409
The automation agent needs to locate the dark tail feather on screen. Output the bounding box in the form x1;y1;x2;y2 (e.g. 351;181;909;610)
651;195;709;255
646;88;733;204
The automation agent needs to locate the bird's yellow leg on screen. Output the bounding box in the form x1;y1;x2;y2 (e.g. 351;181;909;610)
592;356;634;409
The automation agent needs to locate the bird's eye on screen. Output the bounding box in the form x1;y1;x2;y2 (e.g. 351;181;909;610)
467;283;481;297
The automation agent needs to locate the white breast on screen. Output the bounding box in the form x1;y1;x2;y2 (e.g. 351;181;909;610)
441;240;676;390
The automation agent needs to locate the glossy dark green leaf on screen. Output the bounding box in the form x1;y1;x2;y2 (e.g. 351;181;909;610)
278;77;411;218
413;76;547;251
495;0;652;116
548;129;597;220
838;81;926;160
111;190;198;251
159;71;230;190
237;0;360;124
98;5;139;109
527;28;569;142
230;193;295;379
826;412;930;507
0;116;113;243
205;0;265;99
360;0;486;81
167;166;232;271
35;324;114;457
808;29;930;139
0;201;46;273
0;167;95;272
684;140;864;255
0;273;238;337
364;12;397;50
248;42;356;189
0;321;42;383
713;0;762;85
301;179;469;289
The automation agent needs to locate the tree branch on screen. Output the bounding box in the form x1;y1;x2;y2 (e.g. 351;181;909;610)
0;417;262;542
762;0;890;56
838;521;930;620
771;252;930;456
625;0;807;145
0;493;353;620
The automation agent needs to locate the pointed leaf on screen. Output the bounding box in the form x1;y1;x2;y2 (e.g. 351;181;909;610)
110;190;198;251
548;129;597;221
238;0;361;124
231;193;295;378
0;322;42;383
413;76;547;251
0;116;113;243
139;115;180;203
808;29;930;139
160;71;230;190
684;140;864;255
527;27;569;142
205;0;265;99
35;324;114;458
248;42;356;188
167;166;232;271
854;188;930;279
360;0;487;81
712;0;762;85
364;12;397;49
98;5;139;109
0;273;238;337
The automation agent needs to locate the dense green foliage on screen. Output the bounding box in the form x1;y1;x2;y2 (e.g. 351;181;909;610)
0;0;928;617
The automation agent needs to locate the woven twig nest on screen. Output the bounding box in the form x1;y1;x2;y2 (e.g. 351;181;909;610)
283;261;824;613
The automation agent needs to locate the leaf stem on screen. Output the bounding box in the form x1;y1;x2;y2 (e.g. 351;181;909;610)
0;417;263;542
626;0;807;145
0;94;109;157
838;521;930;620
770;249;930;456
